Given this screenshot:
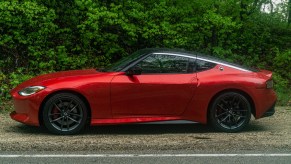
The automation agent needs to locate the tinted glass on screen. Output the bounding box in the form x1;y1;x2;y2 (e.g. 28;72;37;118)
196;59;216;72
135;54;190;74
103;49;149;72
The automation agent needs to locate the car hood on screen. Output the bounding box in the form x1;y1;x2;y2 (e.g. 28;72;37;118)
11;69;101;92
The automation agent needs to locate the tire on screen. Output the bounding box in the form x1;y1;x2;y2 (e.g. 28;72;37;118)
42;93;88;135
209;92;252;132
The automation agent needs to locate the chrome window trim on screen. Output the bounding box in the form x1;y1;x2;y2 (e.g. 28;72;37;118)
153;52;251;72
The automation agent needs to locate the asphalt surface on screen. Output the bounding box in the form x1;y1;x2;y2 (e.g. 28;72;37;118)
0;151;291;164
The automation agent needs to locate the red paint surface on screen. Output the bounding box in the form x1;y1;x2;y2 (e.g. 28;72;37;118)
10;65;276;127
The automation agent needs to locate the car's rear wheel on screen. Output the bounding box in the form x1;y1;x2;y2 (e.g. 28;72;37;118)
209;92;252;132
42;93;88;135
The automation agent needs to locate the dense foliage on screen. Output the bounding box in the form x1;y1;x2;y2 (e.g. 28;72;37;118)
0;0;290;105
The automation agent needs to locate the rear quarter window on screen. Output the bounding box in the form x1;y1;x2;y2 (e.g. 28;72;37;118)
196;59;216;72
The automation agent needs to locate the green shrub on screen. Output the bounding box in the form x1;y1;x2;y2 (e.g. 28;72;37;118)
0;69;33;100
0;1;57;73
273;73;291;106
0;0;290;106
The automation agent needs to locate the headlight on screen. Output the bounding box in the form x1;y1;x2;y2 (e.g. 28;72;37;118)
18;86;46;96
266;79;273;89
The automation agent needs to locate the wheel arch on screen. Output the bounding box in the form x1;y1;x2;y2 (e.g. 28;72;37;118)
38;90;92;127
207;88;256;122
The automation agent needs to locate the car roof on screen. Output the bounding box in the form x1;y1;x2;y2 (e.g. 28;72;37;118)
140;48;226;63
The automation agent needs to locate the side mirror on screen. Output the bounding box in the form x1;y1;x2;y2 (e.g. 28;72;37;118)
126;66;142;76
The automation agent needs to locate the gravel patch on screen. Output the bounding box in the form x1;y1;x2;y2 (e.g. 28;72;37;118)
0;106;290;152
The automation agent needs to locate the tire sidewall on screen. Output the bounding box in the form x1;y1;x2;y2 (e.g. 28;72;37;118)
42;93;88;135
209;92;252;133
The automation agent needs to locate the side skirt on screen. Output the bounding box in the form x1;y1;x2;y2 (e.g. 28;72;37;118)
90;117;197;126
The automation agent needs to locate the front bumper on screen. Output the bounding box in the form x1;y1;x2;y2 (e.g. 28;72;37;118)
10;91;44;126
10;111;31;124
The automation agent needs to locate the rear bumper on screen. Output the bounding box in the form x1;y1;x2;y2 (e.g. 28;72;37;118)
261;102;275;118
252;88;277;119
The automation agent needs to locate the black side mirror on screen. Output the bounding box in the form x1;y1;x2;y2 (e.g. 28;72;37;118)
126;66;142;76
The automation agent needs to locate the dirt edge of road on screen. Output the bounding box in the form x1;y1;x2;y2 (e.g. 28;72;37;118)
0;106;290;152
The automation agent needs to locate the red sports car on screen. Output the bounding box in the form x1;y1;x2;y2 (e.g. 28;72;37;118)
10;48;276;134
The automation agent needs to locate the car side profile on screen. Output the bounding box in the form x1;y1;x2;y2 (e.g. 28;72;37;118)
10;48;276;134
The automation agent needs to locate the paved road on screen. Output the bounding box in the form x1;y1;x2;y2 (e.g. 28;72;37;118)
0;151;291;164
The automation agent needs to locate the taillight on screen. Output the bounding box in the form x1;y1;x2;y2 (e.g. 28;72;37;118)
266;79;273;89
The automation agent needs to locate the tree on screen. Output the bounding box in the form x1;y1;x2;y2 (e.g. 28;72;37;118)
288;0;291;25
0;0;290;104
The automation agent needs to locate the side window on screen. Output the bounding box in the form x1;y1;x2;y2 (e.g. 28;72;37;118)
136;55;161;73
135;54;191;74
196;59;216;72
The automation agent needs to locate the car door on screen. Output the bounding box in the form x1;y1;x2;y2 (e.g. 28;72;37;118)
110;53;198;116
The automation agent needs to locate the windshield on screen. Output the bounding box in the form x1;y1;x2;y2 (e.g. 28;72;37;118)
102;49;149;72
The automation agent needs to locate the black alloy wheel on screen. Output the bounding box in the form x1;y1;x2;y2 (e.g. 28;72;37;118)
42;93;88;135
209;92;252;132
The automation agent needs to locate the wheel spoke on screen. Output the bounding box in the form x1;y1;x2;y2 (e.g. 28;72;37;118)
221;99;232;109
232;114;242;127
228;114;231;122
49;113;61;116
230;115;237;127
235;115;239;126
50;116;63;123
46;94;87;133
221;99;229;106
231;95;239;105
69;104;78;113
58;98;64;108
66;100;74;111
69;113;82;117
234;116;240;126
220;114;230;122
235;97;242;107
67;116;80;123
66;117;70;130
232;113;246;118
217;104;228;112
212;93;251;131
234;110;247;112
60;117;65;131
215;111;228;118
54;103;62;112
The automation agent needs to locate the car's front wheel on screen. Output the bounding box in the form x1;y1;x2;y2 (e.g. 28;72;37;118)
209;92;252;132
42;93;88;135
